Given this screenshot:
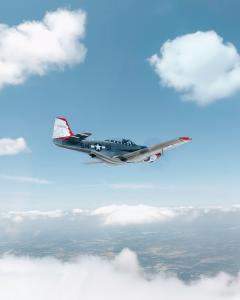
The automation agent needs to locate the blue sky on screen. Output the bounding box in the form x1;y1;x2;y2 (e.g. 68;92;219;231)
0;0;240;209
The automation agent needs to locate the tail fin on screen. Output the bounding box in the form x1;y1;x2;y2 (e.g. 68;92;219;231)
52;117;74;139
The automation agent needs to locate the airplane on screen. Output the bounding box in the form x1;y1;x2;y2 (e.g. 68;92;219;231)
52;117;192;165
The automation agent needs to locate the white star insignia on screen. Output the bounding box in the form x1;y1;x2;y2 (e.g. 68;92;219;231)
91;144;106;151
95;144;102;151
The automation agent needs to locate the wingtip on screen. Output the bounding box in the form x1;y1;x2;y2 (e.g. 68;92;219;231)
180;136;192;142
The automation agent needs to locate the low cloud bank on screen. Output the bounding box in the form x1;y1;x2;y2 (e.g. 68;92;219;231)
0;249;239;300
92;205;178;225
0;8;86;88
149;31;240;105
0;209;64;223
91;204;240;225
1;205;240;225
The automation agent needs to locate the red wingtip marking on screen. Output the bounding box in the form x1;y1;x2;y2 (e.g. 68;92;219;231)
180;137;192;141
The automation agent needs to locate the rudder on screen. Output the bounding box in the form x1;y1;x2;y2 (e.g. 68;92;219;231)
52;117;74;139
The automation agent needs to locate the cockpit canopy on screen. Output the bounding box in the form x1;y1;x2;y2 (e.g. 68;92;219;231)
105;138;136;146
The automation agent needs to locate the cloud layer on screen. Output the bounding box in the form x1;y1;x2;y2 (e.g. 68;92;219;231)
0;249;239;300
0;138;29;155
0;8;86;88
0;209;64;223
1;204;240;225
149;31;240;105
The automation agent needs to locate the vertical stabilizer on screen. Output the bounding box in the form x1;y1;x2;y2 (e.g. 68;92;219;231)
52;117;74;139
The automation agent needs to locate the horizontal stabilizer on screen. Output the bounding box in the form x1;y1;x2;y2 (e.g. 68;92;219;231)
75;133;92;140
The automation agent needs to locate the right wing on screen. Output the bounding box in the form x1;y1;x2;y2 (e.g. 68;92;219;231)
117;137;192;163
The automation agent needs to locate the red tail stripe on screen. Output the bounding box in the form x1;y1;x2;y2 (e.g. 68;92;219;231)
56;117;74;136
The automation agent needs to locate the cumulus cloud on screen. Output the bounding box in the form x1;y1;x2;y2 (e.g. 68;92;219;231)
0;8;86;88
149;31;240;105
0;249;239;300
92;205;178;225
1;205;240;224
92;205;240;225
0;175;51;184
0;137;29;155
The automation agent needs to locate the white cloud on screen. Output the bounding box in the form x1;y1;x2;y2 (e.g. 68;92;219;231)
1;205;240;224
0;249;239;300
149;31;240;105
0;8;86;88
92;204;184;225
0;210;64;223
89;204;240;226
72;208;85;214
0;138;29;155
0;174;51;184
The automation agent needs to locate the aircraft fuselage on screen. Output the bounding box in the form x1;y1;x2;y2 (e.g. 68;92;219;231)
53;137;146;164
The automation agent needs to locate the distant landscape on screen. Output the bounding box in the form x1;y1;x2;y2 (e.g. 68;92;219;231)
1;205;240;281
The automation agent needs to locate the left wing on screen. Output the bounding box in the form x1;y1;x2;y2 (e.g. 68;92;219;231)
90;150;123;165
117;137;192;163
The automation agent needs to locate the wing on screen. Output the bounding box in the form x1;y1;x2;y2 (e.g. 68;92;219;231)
117;137;192;163
90;150;123;165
